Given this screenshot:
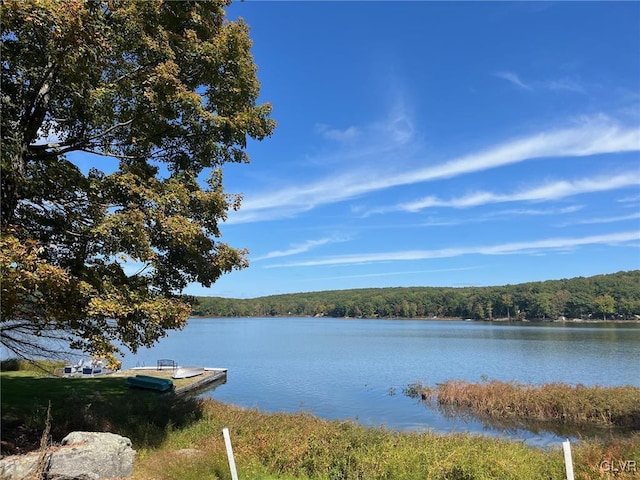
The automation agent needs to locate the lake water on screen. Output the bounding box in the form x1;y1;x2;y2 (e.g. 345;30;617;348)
122;317;640;445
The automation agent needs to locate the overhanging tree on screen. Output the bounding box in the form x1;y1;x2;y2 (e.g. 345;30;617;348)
1;0;275;363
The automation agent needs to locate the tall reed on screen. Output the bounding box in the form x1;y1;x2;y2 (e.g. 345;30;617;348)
419;380;640;429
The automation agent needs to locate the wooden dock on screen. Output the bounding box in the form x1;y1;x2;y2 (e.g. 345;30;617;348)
121;367;228;395
175;368;227;395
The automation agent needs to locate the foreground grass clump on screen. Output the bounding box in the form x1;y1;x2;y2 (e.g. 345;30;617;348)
133;399;640;480
413;380;640;429
134;399;566;480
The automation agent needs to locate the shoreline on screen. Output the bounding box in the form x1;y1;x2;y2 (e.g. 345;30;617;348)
188;314;640;323
3;363;638;469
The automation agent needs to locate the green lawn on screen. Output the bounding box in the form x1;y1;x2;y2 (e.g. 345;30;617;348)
1;363;204;454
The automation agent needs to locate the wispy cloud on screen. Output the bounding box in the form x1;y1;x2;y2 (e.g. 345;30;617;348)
495;71;587;94
544;77;586;94
308;107;415;165
495;71;531;90
421;206;584;227
227;115;639;224
557;212;640;226
253;236;349;261
303;266;486;282
617;194;640;204
396;172;640;212
315;124;360;142
267;231;640;268
485;206;584;217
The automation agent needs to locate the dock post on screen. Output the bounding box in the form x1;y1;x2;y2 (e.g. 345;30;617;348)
563;439;574;480
223;427;239;480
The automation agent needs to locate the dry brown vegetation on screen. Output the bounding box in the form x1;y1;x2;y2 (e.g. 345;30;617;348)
417;380;640;429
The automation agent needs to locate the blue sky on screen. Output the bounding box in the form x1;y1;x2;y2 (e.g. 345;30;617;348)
190;1;640;299
57;2;637;299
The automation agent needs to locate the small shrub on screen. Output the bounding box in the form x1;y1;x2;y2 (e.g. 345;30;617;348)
0;358;21;371
0;358;64;374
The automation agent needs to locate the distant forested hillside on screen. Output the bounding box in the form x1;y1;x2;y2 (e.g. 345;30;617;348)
192;270;640;321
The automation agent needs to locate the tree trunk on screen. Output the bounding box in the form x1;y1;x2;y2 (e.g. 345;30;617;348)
2;62;57;227
1;149;26;227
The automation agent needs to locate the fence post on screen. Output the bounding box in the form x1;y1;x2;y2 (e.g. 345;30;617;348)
563;439;574;480
223;427;239;480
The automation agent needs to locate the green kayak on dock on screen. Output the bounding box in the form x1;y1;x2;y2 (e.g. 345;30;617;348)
125;374;174;392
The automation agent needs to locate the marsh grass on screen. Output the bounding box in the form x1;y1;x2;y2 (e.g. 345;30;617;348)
415;380;640;430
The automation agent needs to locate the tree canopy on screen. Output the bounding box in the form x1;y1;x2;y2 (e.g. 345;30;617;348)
193;271;640;321
1;0;275;361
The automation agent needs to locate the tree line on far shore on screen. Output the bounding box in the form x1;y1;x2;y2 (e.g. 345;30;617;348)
192;270;640;321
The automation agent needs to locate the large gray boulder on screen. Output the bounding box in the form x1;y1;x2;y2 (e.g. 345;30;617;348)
0;432;135;480
0;454;39;480
48;432;135;480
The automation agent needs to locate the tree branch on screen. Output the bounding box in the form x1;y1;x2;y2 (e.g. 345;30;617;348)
29;120;135;155
78;148;140;160
109;65;144;85
86;120;134;142
23;62;59;146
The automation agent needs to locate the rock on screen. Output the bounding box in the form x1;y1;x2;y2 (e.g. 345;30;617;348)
0;432;135;480
48;432;135;480
0;453;40;480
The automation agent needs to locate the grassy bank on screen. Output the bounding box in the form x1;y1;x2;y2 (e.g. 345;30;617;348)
132;399;640;480
2;362;639;479
411;380;640;430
